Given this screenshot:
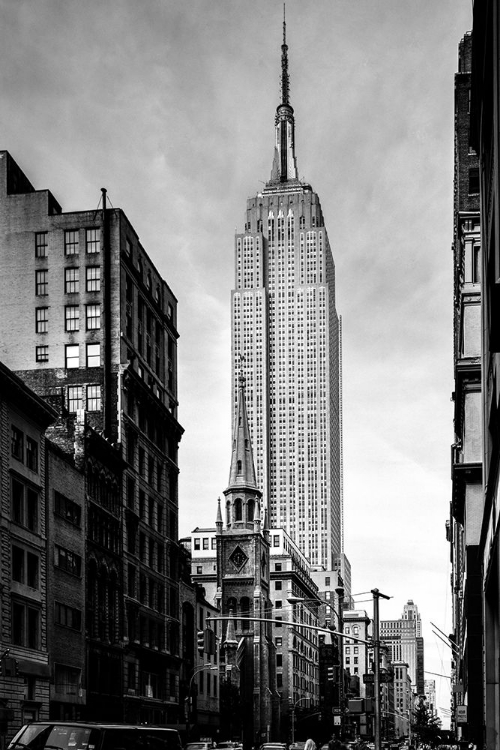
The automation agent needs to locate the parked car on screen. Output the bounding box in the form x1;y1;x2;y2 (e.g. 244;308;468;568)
217;743;242;750
186;744;213;750
259;744;287;750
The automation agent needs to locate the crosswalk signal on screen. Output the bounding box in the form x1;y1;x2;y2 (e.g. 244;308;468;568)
197;630;204;656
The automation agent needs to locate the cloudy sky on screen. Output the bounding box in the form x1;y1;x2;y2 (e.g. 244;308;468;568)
1;0;473;726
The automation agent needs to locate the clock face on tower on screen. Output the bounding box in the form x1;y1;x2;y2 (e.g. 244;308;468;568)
229;546;248;570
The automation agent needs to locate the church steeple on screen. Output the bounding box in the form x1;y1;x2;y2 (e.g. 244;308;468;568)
224;367;262;530
268;5;299;186
227;371;258;492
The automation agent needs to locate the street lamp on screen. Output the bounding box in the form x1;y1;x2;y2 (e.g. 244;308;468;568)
291;695;310;744
288;593;345;739
185;664;218;741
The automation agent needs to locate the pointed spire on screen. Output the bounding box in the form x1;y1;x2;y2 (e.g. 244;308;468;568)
226;368;258;491
216;496;223;531
281;4;290;107
267;5;299;188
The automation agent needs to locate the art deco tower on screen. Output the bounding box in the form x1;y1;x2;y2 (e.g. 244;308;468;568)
231;16;342;568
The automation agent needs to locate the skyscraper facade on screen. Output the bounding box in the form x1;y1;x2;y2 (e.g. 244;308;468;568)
231;17;342;568
380;600;424;695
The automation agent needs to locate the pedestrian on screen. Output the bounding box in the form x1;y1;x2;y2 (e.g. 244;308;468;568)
304;741;316;750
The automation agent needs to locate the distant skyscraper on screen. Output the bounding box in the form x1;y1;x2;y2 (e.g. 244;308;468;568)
231;14;342;568
381;600;424;694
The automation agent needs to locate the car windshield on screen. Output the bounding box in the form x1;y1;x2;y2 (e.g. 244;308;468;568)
9;727;99;750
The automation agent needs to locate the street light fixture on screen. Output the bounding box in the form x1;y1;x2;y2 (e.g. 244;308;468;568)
291;695;310;744
185;663;218;741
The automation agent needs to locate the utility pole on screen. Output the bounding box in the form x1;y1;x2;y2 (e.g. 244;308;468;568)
371;589;390;750
335;585;345;740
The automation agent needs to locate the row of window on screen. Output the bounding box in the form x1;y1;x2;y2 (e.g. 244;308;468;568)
35;304;101;333
12;543;82;587
11;426;39;472
35;229;100;258
35;266;101;296
68;384;102;412
11;599;82;650
36;342;101;367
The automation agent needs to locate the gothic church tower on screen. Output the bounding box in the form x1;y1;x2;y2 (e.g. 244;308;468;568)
216;372;279;745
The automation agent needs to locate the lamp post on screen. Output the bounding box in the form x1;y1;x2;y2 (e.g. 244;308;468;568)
185;664;218;741
371;589;391;750
291;695;310;745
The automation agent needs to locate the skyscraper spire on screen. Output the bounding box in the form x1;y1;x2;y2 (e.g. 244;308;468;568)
281;5;290;107
268;6;299;187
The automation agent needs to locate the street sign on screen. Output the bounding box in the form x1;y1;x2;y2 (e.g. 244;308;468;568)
456;706;467;724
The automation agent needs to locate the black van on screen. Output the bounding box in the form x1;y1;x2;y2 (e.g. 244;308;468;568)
7;722;182;750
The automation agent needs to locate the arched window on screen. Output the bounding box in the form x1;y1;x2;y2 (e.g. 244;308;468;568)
247;498;255;522
234;498;242;521
226;501;231;526
237;459;242;474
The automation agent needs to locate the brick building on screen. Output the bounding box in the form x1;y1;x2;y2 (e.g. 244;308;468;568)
0;362;56;733
0;151;184;725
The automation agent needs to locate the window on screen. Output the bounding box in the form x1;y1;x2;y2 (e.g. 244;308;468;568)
86;343;101;367
275;581;282;590
196;566;202;574
54;664;81;694
87;384;102;411
202;538;209;550
55;545;82;577
35;270;48;296
35;307;48;333
35;232;48;258
36;345;49;362
86;228;100;254
65;267;79;294
86;265;101;291
55;491;81;526
26;437;38;472
12;546;39;588
275;637;282;646
273;535;280;547
67;386;83;412
194;538;201;550
468;167;480;195
55;603;82;631
473;245;481;283
325;576;330;586
12;479;38;531
65;345;79;369
11;426;23;460
65;305;80;331
86;304;101;330
275;563;282;571
65;230;79;255
12;599;40;649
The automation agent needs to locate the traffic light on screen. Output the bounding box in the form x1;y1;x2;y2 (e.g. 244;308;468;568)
197;630;204;656
203;627;216;655
327;666;335;681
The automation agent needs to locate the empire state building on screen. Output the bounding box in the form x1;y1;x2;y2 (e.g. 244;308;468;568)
231;16;342;569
